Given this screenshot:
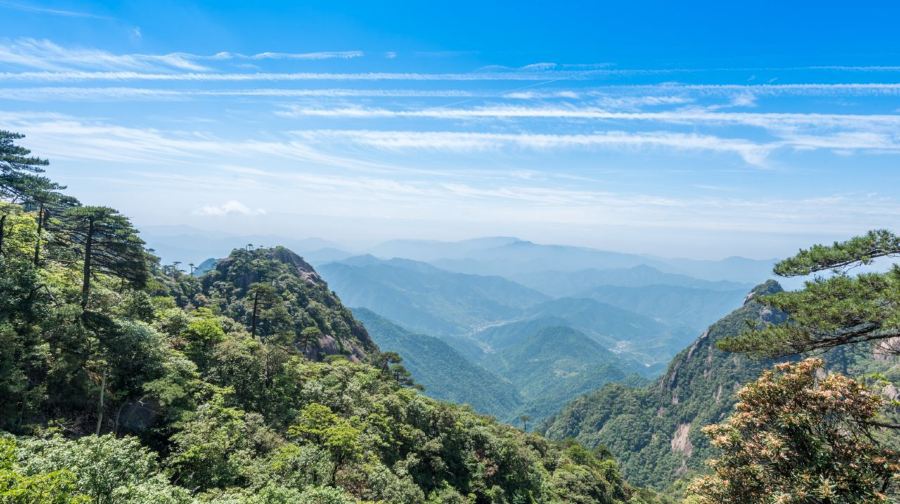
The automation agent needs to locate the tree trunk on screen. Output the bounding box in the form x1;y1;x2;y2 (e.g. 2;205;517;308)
0;213;6;256
251;290;259;337
33;204;44;266
95;367;107;435
81;217;94;309
114;401;127;435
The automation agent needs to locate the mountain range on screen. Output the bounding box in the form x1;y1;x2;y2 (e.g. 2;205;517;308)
175;236;778;426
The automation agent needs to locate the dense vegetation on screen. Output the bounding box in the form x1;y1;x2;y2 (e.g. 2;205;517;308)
683;230;900;503
351;308;524;418
0;131;659;503
474;319;647;423
542;280;900;493
543;232;900;499
685;358;897;503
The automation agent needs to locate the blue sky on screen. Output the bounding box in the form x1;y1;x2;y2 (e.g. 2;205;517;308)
1;1;899;259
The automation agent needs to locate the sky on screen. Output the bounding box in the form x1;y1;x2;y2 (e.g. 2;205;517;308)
0;0;899;259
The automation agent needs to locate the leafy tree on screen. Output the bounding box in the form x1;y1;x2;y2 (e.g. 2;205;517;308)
15;434;164;503
288;403;362;483
181;312;227;371
0;437;88;503
369;351;418;388
720;230;899;357
299;326;321;354
167;395;278;491
247;282;291;340
686;358;898;503
20;175;77;267
55;206;148;309
0;131;49;256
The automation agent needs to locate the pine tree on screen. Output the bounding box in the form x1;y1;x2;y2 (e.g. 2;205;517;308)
55;206;149;309
0;131;49;256
719;229;899;358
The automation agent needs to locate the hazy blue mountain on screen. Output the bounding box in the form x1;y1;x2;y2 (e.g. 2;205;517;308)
528;297;695;366
369;237;776;285
512;264;751;297
652;255;778;285
302;247;357;265
579;284;749;331
191;257;218;276
430;239;656;277
317;256;548;338
369;236;521;261
352;308;523;418
141;225;353;266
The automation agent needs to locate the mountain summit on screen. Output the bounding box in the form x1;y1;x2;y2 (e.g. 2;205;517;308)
199;246;378;360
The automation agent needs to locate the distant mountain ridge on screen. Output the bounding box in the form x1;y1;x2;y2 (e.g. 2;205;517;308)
147;232;777;287
318;255;548;338
579;284;749;332
512;264;750;297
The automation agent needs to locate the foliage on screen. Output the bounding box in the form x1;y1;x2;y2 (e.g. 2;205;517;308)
14;434;169;503
720;230;900;357
0;131;659;503
0;437;88;503
686;359;899;503
55;205;148;308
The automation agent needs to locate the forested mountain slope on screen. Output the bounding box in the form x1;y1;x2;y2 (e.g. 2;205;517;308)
199;246;377;360
527;297;693;366
541;279;900;491
0;215;653;503
541;281;789;489
477;323;645;423
351;308;523;418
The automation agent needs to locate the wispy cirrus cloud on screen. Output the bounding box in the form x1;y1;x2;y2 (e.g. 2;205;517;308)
278;104;900;130
0;0;112;19
0;69;621;82
292;129;773;166
209;50;363;61
0;86;476;101
0;39;364;73
0;38;208;71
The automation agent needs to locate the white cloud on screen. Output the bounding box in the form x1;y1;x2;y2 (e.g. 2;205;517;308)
0;38;208;71
279;104;900;131
0;70;607;82
0;0;111;19
194;200;266;216
210;50;363;60
293;129;773;166
0;39;364;73
0;86;476;101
